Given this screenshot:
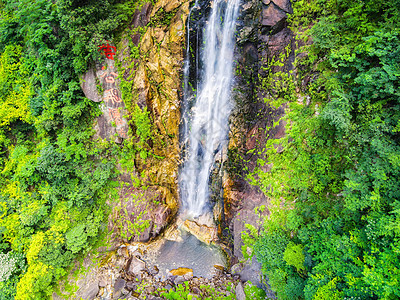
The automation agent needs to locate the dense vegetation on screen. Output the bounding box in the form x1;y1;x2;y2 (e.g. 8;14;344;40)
248;0;400;299
1;0;399;299
0;0;139;298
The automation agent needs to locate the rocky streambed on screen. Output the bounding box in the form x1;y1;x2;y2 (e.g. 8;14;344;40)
68;237;268;300
95;244;240;300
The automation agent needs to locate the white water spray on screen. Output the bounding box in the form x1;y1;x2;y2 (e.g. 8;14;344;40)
180;0;240;217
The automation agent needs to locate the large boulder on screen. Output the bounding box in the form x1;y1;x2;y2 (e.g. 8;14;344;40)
182;220;218;245
168;267;193;284
127;256;146;276
80;68;100;102
261;3;287;28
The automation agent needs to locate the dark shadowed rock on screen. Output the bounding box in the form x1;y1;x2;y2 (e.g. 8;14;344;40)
153;205;172;235
138;221;154;242
132;33;141;46
238;256;263;287
232;186;269;258
271;119;286;140
132;3;152;28
266;27;294;61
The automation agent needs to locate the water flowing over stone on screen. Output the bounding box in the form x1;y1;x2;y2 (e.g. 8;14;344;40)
180;0;241;217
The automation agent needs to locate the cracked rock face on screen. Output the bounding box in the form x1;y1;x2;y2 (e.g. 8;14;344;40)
261;3;287;27
262;0;293;13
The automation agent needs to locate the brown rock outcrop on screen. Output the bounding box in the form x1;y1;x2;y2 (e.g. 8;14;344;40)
117;0;190;217
262;3;287;27
182;220;218;245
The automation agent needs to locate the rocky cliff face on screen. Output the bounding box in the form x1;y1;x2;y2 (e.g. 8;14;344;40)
81;0;190;245
129;0;189;211
65;0;297;298
222;0;295;285
107;0;190;245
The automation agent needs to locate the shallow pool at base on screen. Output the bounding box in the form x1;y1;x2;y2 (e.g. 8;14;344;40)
149;231;226;279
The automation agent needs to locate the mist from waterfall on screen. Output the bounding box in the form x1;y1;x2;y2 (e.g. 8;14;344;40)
179;0;240;217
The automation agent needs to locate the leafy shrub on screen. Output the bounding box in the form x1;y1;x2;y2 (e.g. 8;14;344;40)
66;224;88;254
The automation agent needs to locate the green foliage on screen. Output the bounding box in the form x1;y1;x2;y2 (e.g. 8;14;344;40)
255;228;289;272
153;281;237;299
66;224;88;254
283;242;305;272
0;0;136;298
244;282;268;299
250;0;400;299
148;7;179;27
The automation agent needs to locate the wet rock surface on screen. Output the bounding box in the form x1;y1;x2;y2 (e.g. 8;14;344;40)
182;220;218;245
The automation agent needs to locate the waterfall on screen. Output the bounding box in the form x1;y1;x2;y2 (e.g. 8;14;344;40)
180;0;240;217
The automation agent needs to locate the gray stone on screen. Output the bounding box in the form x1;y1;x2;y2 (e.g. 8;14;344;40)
153;205;172;235
79;282;99;300
235;282;246;300
233;210;254;258
192;286;201;295
137;220;154;242
174;276;185;285
81;68;101;102
126;281;137;291
98;279;107;287
127;256;146;276
118;246;130;259
145;286;156;294
150;265;159;276
122;288;130;295
230;263;244;275
238;256;263;288
114;277;127;293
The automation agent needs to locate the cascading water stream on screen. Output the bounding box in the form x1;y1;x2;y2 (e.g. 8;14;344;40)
149;0;240;278
180;0;241;217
